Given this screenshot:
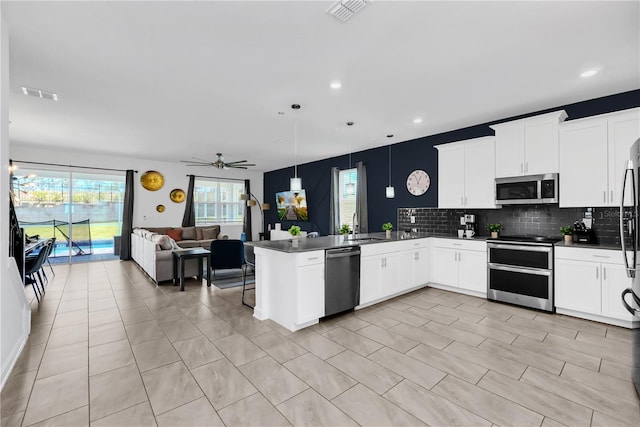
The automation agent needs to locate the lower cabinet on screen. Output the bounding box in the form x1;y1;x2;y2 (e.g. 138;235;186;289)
297;262;325;324
555;247;635;324
360;252;399;305
430;239;487;294
359;239;429;306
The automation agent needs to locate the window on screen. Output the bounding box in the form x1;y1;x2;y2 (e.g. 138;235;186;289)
13;168;125;264
338;168;357;229
194;178;245;224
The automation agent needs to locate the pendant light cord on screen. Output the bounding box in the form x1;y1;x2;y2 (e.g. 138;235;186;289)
388;145;392;186
294;119;298;179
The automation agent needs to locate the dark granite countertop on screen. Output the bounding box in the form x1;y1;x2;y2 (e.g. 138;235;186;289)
554;240;622;251
246;232;490;253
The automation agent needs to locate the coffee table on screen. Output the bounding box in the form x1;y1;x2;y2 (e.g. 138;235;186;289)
172;248;211;291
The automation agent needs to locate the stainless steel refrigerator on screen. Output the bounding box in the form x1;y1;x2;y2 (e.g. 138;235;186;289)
620;137;640;399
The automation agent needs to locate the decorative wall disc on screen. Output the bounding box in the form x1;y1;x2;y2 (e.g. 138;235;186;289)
170;189;186;203
140;170;164;191
156;204;165;213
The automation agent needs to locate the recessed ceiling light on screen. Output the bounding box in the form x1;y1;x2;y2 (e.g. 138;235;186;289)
413;118;423;124
330;81;342;89
580;69;598;78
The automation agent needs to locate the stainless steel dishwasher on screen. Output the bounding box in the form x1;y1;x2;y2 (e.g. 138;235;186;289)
325;246;361;317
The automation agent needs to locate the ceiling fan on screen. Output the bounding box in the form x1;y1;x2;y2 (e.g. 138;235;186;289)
181;153;256;169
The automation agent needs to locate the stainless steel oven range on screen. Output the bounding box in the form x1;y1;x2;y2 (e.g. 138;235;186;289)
487;236;560;312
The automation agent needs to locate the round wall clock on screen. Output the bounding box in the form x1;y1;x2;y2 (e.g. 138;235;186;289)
406;169;430;196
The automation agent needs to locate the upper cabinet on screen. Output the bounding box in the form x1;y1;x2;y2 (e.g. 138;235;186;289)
436;136;496;209
490;110;568;178
559;108;640;207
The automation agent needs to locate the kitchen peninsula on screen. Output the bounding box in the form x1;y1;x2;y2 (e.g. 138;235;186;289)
247;232;476;332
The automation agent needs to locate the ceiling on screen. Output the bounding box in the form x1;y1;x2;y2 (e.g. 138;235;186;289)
3;1;639;172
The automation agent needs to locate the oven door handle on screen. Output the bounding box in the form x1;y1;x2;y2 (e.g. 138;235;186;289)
488;263;552;276
487;243;552;253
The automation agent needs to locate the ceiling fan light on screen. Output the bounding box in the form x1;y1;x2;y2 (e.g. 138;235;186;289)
386;186;395;198
290;177;302;192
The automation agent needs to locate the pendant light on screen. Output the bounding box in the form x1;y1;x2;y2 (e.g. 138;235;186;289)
290;104;302;192
386;144;395;198
345;121;356;196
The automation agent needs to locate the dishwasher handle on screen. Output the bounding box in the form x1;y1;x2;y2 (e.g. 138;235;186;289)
326;247;361;258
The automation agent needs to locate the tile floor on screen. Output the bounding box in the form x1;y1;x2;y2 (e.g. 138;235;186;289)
1;260;639;426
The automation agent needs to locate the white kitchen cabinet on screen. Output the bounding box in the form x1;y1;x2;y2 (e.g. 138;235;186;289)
297;263;325;324
555;258;601;314
430;238;487;295
398;240;429;292
491;110;567;178
360;255;382;305
360;251;399;305
608;109;640;207
559;108;640;207
601;263;632;321
457;249;487;293
436;136;496;209
555;246;636;326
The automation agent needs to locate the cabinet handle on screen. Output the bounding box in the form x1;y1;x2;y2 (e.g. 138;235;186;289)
603;191;606;203
592;255;610;259
452;243;462;246
520;163;523;173
461;196;464;206
610;190;614;203
307;257;319;261
458;251;462;262
454;252;457;261
464;196;468;206
596;267;598;279
603;266;606;280
525;162;528;173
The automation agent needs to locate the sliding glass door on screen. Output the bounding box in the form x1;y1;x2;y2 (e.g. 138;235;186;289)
12;167;125;264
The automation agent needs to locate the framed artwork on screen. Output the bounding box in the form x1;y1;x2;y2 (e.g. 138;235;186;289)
275;190;308;221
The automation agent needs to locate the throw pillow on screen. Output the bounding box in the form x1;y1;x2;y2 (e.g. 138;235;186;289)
182;226;197;240
202;226;220;240
166;228;183;241
151;234;172;250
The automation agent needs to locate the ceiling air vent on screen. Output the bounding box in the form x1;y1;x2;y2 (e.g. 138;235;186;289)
21;86;58;101
327;0;367;22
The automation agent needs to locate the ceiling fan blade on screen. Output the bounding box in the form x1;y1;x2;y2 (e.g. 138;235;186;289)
185;163;212;167
228;165;249;169
192;157;214;163
225;160;249;165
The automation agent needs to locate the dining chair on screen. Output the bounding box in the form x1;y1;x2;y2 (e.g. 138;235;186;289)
24;245;49;302
242;244;256;308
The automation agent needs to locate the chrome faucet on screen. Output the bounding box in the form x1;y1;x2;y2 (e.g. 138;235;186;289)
352;212;359;238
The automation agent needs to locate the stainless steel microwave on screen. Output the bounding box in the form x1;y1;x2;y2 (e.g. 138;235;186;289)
495;173;559;205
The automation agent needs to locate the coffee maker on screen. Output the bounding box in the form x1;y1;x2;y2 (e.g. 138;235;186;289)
462;214;478;237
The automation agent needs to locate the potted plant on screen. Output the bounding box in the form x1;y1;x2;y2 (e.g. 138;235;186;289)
488;223;502;239
288;225;301;237
339;224;351;235
382;222;393;238
560;225;574;242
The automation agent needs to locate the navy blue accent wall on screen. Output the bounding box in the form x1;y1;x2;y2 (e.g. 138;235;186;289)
264;90;640;236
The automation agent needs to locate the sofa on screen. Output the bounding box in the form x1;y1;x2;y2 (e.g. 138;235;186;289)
131;225;228;283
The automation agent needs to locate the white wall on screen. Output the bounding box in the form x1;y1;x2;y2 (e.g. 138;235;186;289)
8;146;265;241
1;10;31;391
